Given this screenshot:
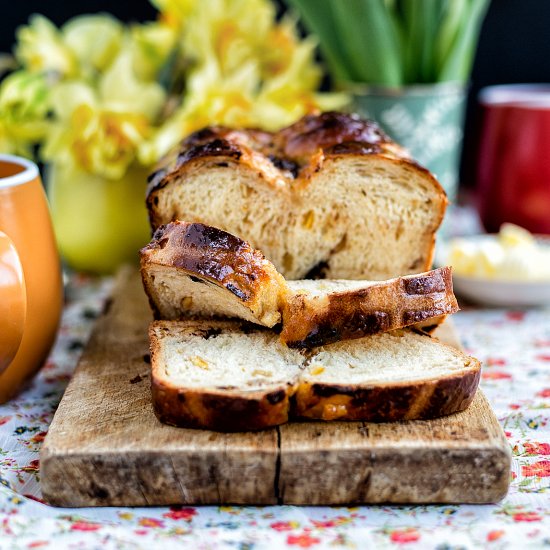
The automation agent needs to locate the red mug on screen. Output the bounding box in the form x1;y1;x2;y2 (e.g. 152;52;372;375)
476;84;550;235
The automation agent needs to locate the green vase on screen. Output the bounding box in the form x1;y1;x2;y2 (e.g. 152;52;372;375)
350;82;467;203
47;163;151;274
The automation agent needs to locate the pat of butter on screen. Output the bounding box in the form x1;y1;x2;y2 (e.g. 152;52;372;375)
499;223;536;247
449;224;550;281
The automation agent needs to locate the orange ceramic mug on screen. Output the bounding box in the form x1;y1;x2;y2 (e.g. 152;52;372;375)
0;154;63;403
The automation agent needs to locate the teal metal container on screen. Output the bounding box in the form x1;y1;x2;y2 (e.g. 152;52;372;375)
350;82;467;203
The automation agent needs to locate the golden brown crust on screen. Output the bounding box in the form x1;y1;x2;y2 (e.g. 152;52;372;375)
293;355;481;422
142;221;270;300
140;221;287;323
281;268;459;348
152;379;293;432
146;113;404;198
273;111;400;161
146;126;281;210
145;111;445;232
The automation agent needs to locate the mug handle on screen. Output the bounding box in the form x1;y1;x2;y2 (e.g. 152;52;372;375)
0;231;26;374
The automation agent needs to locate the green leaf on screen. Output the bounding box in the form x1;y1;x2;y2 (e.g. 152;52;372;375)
398;0;449;83
286;0;353;83
434;0;468;75
287;0;490;85
437;0;490;82
330;0;402;85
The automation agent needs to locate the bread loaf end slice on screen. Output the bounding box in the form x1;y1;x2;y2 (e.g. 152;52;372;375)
141;221;287;327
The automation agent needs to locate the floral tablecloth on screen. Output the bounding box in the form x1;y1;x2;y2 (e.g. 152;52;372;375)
1;274;550;550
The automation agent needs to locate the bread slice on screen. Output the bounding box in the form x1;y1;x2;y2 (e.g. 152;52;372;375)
146;112;447;281
282;271;457;348
141;221;288;327
295;329;481;422
150;320;304;431
149;321;480;431
141;221;458;347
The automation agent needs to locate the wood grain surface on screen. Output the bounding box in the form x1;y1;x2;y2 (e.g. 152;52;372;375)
40;268;511;507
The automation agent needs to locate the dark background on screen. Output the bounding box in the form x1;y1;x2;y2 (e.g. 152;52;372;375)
2;0;549;186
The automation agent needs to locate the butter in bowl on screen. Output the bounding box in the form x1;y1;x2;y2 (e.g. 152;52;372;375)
440;224;550;307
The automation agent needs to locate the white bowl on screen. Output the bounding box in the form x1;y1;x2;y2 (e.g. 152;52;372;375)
451;274;550;307
436;235;550;307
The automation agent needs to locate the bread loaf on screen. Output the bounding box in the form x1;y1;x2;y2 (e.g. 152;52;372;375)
146;112;447;281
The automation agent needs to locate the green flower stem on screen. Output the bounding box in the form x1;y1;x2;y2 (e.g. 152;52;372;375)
288;0;490;85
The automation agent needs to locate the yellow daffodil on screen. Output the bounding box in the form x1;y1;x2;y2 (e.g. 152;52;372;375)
138;59;258;164
182;0;274;75
0;71;49;125
261;16;302;78
130;21;178;82
3;0;349;175
0;71;50;154
150;0;196;28
62;15;124;75
15;15;76;76
44;81;150;180
0;121;39;156
183;60;258;125
252;37;348;128
43;41;166;179
140;0;348;161
99;45;166;120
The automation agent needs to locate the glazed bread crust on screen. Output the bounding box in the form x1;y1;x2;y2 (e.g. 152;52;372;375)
152;380;292;432
282;269;458;348
146;112;447;281
294;362;481;422
141;221;288;327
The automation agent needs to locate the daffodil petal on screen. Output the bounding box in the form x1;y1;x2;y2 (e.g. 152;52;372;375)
63;14;124;73
100;46;166;120
15;15;76;76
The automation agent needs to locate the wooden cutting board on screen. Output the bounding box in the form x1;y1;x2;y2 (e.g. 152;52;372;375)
41;268;511;507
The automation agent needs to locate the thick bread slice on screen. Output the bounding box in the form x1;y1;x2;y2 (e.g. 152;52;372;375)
282;270;457;348
149;321;480;431
141;221;459;347
141;221;288;327
146;112;447;281
295;329;481;422
150;320;304;431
